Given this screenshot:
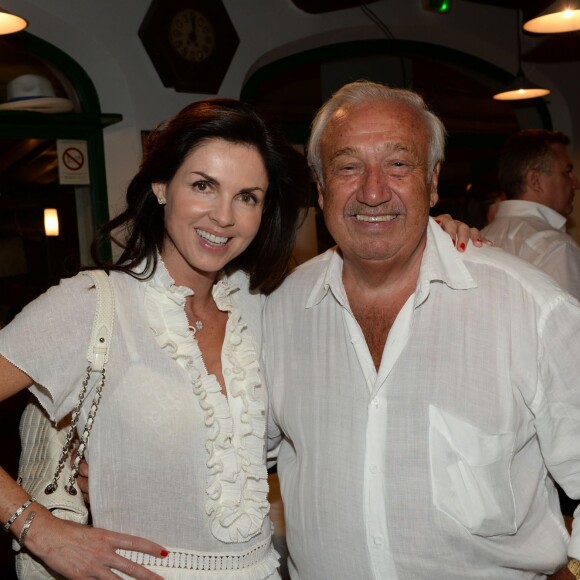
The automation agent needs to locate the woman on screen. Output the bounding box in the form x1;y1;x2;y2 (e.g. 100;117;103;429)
0;98;480;579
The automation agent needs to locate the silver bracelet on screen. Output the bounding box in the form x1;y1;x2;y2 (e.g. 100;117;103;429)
17;510;37;548
3;498;35;533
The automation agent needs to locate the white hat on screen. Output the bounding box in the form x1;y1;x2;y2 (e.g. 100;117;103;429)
7;74;56;101
0;74;74;113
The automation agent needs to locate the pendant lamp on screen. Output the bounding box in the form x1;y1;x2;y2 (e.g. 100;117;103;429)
524;1;580;33
493;9;551;101
0;7;28;34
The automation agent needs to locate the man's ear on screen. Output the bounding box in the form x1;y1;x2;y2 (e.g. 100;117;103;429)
527;169;543;194
316;178;325;210
429;163;441;208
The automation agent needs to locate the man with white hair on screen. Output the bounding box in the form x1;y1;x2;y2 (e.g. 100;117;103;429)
264;81;580;579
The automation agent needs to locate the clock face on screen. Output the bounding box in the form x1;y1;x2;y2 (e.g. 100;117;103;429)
139;0;240;93
169;9;216;63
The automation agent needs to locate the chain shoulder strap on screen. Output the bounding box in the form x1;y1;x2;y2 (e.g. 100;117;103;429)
45;270;115;496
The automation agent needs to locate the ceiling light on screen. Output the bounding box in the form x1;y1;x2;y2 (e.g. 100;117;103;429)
493;8;550;101
524;1;580;33
493;74;551;101
0;7;28;34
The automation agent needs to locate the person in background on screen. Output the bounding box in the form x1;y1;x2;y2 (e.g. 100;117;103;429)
482;129;580;301
0;96;479;579
263;81;580;579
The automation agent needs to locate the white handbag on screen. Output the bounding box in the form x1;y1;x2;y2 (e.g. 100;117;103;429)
13;270;115;579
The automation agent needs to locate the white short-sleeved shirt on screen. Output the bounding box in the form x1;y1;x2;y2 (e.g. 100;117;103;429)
264;218;580;580
0;259;279;578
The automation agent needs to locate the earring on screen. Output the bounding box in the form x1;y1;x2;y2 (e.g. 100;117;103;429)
157;197;166;205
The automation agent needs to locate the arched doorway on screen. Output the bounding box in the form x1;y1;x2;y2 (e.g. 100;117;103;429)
0;31;121;578
0;31;121;325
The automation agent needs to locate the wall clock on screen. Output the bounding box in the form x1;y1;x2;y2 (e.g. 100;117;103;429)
138;0;240;94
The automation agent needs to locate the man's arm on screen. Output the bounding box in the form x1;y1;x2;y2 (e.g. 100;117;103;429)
532;296;580;573
548;562;576;579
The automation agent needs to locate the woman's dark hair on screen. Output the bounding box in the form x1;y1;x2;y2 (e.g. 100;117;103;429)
91;98;310;294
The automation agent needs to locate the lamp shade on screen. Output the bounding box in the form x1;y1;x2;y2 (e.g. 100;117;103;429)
0;9;28;34
495;8;551;101
493;74;551;101
524;1;580;33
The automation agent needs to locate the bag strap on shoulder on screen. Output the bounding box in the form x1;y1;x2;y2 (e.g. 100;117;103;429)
83;270;115;372
45;270;115;496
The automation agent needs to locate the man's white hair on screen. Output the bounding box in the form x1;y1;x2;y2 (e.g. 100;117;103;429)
307;80;447;188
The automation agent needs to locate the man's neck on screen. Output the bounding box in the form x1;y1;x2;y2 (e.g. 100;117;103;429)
341;241;425;370
341;234;426;296
517;192;564;217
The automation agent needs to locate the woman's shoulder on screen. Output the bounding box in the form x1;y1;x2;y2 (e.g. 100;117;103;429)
7;273;96;336
27;271;98;315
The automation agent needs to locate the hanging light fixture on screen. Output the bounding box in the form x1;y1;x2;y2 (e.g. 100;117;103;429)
0;7;28;34
524;1;580;33
493;8;551;101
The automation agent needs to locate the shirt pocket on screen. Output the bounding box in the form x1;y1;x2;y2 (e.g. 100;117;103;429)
428;404;517;537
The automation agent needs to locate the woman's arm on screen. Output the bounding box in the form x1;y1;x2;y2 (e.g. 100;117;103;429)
0;355;167;580
0;353;33;397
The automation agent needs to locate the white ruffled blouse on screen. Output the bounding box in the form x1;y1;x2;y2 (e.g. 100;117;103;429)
0;258;278;578
144;261;270;543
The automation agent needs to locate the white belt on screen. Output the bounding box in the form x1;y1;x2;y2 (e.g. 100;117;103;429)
117;537;273;571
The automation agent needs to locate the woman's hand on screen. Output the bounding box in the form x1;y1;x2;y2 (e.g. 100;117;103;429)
21;506;167;579
434;213;492;252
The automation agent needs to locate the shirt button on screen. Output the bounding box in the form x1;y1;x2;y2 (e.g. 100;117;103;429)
372;398;379;408
373;535;383;546
369;465;378;474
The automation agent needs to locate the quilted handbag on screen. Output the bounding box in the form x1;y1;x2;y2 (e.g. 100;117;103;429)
13;270;115;579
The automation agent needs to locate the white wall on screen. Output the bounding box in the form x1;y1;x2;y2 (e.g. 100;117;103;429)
3;0;579;239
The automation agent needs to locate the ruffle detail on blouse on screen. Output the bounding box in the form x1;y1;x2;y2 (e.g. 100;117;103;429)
144;260;270;544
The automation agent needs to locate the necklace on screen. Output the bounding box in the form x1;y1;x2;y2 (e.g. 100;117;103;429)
188;319;203;335
186;297;206;335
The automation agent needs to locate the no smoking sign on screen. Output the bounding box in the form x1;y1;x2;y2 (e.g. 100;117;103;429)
57;140;90;185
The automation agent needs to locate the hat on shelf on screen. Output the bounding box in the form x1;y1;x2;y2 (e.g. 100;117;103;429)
0;74;74;113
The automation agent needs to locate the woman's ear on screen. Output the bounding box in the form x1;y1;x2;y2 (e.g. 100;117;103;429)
152;183;167;205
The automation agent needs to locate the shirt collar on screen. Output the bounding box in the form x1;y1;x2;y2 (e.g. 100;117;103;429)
305;218;477;309
306;248;347;308
415;218;477;306
495;199;567;231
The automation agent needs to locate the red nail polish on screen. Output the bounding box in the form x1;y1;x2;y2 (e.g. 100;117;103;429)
452;238;456;246
460;242;466;251
160;550;169;557
435;219;441;224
